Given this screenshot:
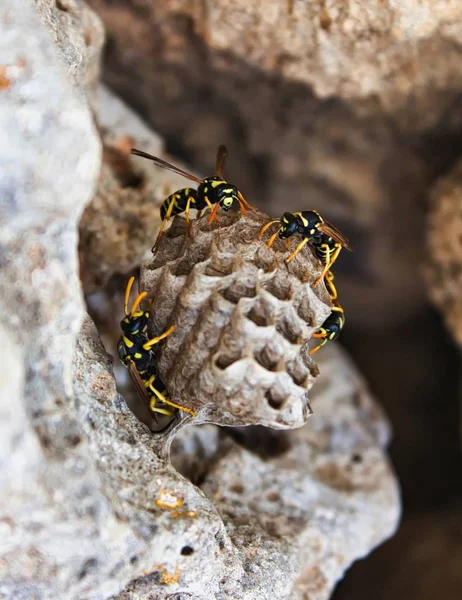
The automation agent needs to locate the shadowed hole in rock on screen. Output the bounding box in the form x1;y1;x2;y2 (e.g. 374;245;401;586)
352;453;363;463
254;345;280;372
56;0;70;11
262;278;292;301
103;146;144;189
77;558;98;581
223;425;291;458
265;387;287;410
266;491;281;502
246;304;273;327
220;282;257;304
229;483;245;494
180;545;194;556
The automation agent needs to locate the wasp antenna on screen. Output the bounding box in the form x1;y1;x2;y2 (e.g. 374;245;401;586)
208;202;220;224
131;291;148;316
237;190;256;212
124;276;136;316
259;219;280;240
267;228;280;249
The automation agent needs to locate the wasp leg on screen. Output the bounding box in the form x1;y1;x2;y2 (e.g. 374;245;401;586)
238;199;248;216
143;325;175;350
148;380;197;417
146;376;175;416
208;202;220;224
309;336;328;355
259;219;280;240
286;237;309;263
237;190;256;212
313;245;341;287
324;270;338;301
153;196;177;251
185;196;193;236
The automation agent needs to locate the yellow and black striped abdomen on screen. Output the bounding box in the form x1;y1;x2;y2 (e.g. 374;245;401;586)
160;187;198;220
313;238;339;265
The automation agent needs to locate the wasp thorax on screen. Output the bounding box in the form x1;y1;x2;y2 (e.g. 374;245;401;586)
141;209;332;429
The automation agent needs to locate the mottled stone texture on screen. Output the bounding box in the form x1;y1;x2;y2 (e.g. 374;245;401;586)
141;210;330;428
79;86;201;292
36;0;105;93
87;0;462;331
426;158;462;348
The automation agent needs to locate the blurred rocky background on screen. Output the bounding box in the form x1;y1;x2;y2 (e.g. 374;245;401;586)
86;0;462;598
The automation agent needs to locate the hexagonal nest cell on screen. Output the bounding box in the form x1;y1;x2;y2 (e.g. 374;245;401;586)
140;209;331;429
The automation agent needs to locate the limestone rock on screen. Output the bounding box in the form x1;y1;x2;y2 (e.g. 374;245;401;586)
141;209;331;429
36;0;105;93
426;158;462;348
0;0;100;414
79;86;199;292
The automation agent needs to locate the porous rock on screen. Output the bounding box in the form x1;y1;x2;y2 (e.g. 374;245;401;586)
141;209;331;428
79;85;198;292
36;0;105;93
426;158;462;348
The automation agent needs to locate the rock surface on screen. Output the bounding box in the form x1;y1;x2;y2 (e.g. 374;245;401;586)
36;0;105;93
141;209;330;429
79;85;201;292
426;158;462;349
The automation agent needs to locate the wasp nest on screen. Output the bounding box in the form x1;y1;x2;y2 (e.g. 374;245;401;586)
140;209;332;429
426;158;462;348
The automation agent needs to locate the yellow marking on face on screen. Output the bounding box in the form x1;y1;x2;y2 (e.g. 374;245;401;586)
134;352;142;359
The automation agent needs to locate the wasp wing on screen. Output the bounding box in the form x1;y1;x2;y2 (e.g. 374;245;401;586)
131;149;203;184
318;220;353;251
127;361;157;420
215;145;228;178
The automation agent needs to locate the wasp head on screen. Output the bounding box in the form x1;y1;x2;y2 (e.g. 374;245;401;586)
217;182;239;211
278;213;300;238
120;312;149;337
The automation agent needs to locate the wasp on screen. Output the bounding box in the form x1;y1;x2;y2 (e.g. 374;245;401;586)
131;145;255;248
259;210;352;286
310;270;345;355
118;276;196;418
